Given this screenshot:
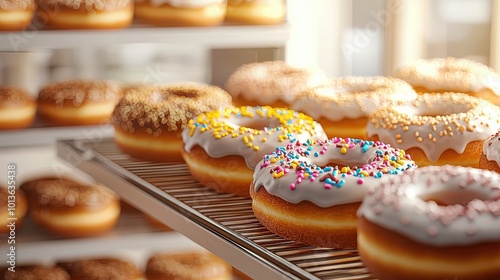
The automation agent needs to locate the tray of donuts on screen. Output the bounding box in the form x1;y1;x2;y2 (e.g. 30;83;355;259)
0;0;287;32
55;57;500;279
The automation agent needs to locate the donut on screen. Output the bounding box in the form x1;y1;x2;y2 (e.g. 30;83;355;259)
223;61;329;108
20;177;121;238
181;106;328;197
37;80;123;126
357;165;500;280
0;0;35;31
0;86;36;130
292;76;417;139
225;0;286;25
134;0;226;27
111;84;232;162
394;57;500;104
0;186;28;234
250;137;417;249
36;0;134;29
2;265;70;280
367;92;500;167
479;131;500;173
57;258;143;280
145;251;232;280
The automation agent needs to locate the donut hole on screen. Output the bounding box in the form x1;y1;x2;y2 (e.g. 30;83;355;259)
169;89;201;98
398;104;470;118
237;118;282;130
418;189;490;206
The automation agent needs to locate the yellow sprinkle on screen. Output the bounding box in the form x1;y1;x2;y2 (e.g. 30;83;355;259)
272;171;285;178
246;143;253;148
341;167;350;173
340;147;347;154
215;134;222;139
253;146;259;151
270;158;277;163
261;137;267;142
243;136;249;144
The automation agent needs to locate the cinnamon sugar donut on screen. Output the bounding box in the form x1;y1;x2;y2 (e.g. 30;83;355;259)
225;0;286;25
292;76;417;139
357;165;500;280
145;251;232;280
0;0;35;31
38;80;123;126
367;92;500;167
181;106;327;197
58;258;143;280
0;186;28;234
394;57;500;104
111;84;232;162
251;137;416;249
36;0;134;29
479;131;500;173
134;0;226;27
0;86;36;130
20;177;121;238
224;61;329;108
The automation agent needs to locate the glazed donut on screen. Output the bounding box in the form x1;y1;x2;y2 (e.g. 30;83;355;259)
250;137;416;249
20;177;121;238
394;57;500;104
2;265;70;280
0;86;36;130
181;106;328;197
224;61;329;108
134;0;226;27
111;84;232;162
57;258;143;280
145;251;232;280
367;92;500;167
0;186;28;234
292;76;417;139
479;131;500;173
357;165;500;280
0;0;35;31
37;80;123;126
225;0;286;25
36;0;134;29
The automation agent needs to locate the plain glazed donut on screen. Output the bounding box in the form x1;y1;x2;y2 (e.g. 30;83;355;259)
224;61;329;108
394;57;500;104
357;165;500;280
292;76;417;139
367;92;500;167
0;86;36;130
145;251;232;280
224;0;286;25
479;131;500;173
37;80;123;126
0;186;28;234
20;177;121;238
0;0;35;31
134;0;226;27
2;265;70;280
250;137;416;249
181;106;328;197
36;0;134;29
57;258;143;280
111;84;232;162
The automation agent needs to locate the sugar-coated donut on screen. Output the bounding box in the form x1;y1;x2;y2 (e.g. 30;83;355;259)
134;0;226;27
145;251;232;280
0;86;36;130
2;265;70;280
0;186;28;234
225;0;286;25
37;80;123;126
394;57;500;104
479;131;500;173
111;84;232;162
224;61;329;108
357;165;500;280
0;0;35;31
20;177;121;238
57;258;143;280
367;92;500;167
251;137;416;249
181;106;328;197
292;76;417;139
36;0;134;29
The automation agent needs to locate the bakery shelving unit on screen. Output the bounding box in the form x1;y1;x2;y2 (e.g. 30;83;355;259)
57;138;375;280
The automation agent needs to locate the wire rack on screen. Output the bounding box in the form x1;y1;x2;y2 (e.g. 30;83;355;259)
57;138;376;280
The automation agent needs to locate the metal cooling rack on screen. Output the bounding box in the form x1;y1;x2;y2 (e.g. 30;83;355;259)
56;138;376;280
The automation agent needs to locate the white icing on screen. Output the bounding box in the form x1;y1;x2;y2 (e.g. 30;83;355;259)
252;138;416;208
483;131;500;166
357;165;500;246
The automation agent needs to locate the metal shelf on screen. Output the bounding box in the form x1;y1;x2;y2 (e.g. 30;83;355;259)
56;138;375;280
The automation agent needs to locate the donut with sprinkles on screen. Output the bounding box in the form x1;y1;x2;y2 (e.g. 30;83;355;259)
181;106;327;197
250;137;416;249
357;165;500;280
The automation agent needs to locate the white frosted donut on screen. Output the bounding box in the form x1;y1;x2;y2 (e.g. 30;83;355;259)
181;106;327;197
367;92;500;167
357;165;500;280
250;137;416;249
